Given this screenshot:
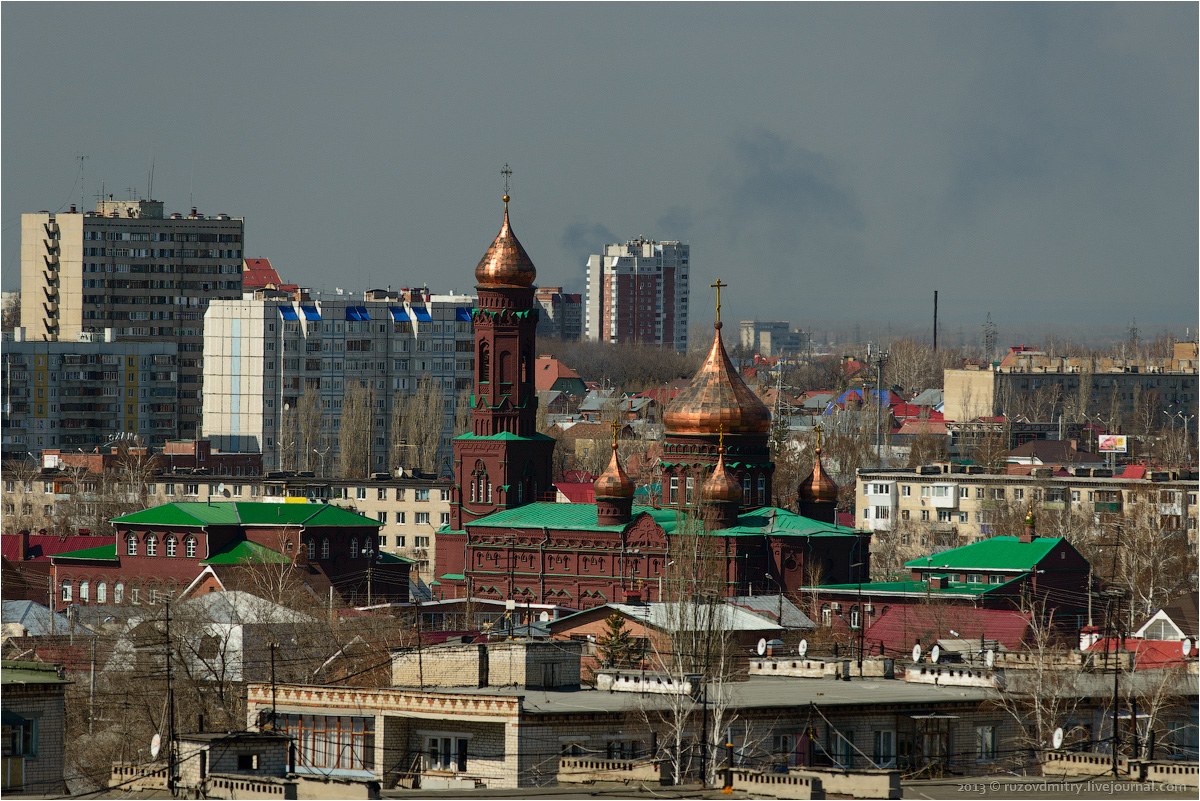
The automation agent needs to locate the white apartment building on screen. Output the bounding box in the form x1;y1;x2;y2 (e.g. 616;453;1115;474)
201;287;476;473
584;238;688;351
2;329;178;455
21;199;245;438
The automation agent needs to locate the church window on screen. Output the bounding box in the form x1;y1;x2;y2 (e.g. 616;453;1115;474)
499;350;512;384
758;476;766;505
478;342;489;382
686;476;694;504
669;476;678;503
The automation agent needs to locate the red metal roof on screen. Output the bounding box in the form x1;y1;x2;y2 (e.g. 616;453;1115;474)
242;258;285;289
864;605;1033;658
534;357;582;392
1086;638;1189;670
554;482;596;504
2;534;115;562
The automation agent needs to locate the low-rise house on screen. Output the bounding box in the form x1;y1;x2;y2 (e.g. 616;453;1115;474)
1133;593;1199;642
1;660;70;796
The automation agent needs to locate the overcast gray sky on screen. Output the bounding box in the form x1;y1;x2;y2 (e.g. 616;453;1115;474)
3;3;1196;341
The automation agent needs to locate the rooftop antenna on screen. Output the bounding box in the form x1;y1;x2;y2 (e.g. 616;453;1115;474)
77;155;88;210
147;147;156;200
933;290;938;351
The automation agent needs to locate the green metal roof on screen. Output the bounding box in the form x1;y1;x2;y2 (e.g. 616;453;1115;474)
52;543;118;561
453;431;556;442
111;502;380;529
466;504;858;539
1;660;71;686
904;536;1063;572
817;577;1018;597
203;540;288;565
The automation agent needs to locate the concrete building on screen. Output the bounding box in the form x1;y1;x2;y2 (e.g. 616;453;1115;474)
21;199;246;438
1;330;178;456
943;344;1199;424
856;463;1198;553
584;238;689;351
533;287;582;341
740;320;808;357
201;287;476;473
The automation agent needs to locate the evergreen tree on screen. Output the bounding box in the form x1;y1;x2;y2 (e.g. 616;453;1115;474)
596;612;636;668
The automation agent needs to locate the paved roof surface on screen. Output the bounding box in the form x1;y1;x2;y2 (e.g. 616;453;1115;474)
111;502;380;528
1;660;71;686
904;536;1063;571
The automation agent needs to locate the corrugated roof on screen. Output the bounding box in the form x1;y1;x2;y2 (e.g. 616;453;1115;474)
1086;638;1190;670
2;601;72;636
865;606;1033;657
556;602;784;633
111;502;379;529
2;534;115;561
818;578;1015;597
904;536;1063;572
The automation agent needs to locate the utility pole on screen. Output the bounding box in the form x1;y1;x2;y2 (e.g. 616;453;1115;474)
269;642;278;729
165;601;176;795
867;343;889;467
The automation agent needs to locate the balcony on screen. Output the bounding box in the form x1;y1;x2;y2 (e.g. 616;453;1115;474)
1094;502;1122;514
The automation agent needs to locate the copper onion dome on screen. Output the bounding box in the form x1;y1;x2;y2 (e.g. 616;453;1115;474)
594;442;635;500
474;195;537;288
703;449;742;506
663;324;771;436
797;447;840;503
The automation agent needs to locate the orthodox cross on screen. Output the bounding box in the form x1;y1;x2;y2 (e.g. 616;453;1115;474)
717;423;725;453
611;418;621;449
710;279;727;323
815;423;823;451
501;164;512;206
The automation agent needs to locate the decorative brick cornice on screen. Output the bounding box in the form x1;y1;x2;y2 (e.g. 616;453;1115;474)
246;683;523;719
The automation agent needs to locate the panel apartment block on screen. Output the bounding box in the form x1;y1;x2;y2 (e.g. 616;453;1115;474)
202;289;477;473
21;199;245;438
584;238;689;352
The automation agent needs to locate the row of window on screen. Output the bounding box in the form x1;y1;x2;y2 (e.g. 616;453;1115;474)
126;533;197;557
876;483;1198;506
374;511;445;527
665;471;767;506
61;578;173;605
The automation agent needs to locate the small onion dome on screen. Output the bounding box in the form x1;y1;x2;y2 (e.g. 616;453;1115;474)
474;198;537;288
594;443;635;500
703;450;742;506
1025;506;1036;527
663;323;771;436
798;448;839;504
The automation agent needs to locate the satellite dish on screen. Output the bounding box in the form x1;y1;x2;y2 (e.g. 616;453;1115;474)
217;483;227;496
798;639;809;658
757;638;767;656
539;611;550;623
912;644;922;662
986;649;995;668
150;733;162;760
1184;638;1194;657
1052;727;1064;750
505;599;516;611
931;645;941;663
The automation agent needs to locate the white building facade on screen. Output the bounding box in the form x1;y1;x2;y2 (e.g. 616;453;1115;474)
584;238;688;352
201;288;476;473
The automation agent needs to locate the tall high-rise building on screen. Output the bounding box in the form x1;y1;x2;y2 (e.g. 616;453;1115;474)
533;286;583;341
21;199;246;438
584;238;689;352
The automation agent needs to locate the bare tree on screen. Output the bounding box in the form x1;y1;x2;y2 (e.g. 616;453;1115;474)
278;402;299;471
396;373;443;474
1;291;19;332
297;384;325;472
337;381;372;478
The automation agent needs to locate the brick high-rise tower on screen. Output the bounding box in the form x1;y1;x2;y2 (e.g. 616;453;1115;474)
448;192;556;532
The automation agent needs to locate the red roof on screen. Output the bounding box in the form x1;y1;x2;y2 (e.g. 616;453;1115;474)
1119;465;1148;480
864;606;1033;658
896;419;949;436
561;470;596;484
1086;638;1189;670
242;258;286;290
534;357;582;392
2;534;115;562
554;483;596;504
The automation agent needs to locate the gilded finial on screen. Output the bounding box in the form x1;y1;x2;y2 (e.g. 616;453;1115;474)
501;163;512;207
717;423;725;453
710;279;727;328
815;423;823;452
610;418;620;449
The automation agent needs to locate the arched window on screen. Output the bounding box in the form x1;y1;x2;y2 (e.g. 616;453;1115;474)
114;582;124;604
472;462;487;505
669;475;678;504
165;536;177;557
308;539;317;559
685;476;694;504
478;342;490;382
821;604;832;627
521;348;532;384
284;539;293;553
80;580;90;603
185;536;197;558
486;480;492;503
126;534;138;556
61;580;72;602
498;350;512;384
321;538;330;559
757;475;766;505
350;537;359;558
743;474;751;501
97;581;107;604
146;535;158;557
849;605;860;629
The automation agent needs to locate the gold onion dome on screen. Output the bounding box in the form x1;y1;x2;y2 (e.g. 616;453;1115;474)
663;323;771;436
475;197;537;288
594;443;635;500
703;449;742;506
798;447;840;503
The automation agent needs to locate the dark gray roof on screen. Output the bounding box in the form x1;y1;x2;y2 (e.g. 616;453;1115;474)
727;596;816;629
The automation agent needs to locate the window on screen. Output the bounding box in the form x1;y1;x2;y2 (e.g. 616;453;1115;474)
321;539;330;559
185;536;197;558
821;604;832;627
669;476;678;503
1013;488;1024;501
1071;490;1081;502
377;488;387;500
439;513;450;526
377;512;387;524
990;574;1005;584
114;582;124;604
425;735;469;772
966;573;982;584
900;509;910;520
958;511;969;523
686;476;694;504
80;580;90;603
771;734;797;767
279;715;374;771
237;754;260;770
307;539;317;559
975;726;996;761
4;714;38;757
416;512;430;525
146;535;158;557
126;534;138;556
97;581;107;604
992;488;1004;500
350;537;359;557
901;485;911;497
415;489;430;501
62;580;72;602
185;483;200;497
166;536;177;557
873;730;896;768
975;487;985;499
874;506;889;520
415;536;431;549
833;731;855;769
920;510;929;521
396;512;406;525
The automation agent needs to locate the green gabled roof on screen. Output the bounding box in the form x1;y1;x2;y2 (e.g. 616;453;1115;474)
716;508;860;538
819;577;1019;597
378;552;414;564
904;536;1063;572
111;502;380;528
453;431;556;442
52;543;118;561
203;540;288;565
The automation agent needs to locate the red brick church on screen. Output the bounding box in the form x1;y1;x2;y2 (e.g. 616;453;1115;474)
434;190;868;607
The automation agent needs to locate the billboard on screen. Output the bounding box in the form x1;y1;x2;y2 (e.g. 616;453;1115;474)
1097;435;1127;453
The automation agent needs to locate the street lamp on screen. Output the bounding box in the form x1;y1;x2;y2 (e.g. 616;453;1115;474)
311;447;330;479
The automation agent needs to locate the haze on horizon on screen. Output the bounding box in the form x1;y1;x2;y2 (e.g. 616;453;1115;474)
2;3;1196;343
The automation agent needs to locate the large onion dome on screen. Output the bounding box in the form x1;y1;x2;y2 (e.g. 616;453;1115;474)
474;195;537;288
663;323;771;436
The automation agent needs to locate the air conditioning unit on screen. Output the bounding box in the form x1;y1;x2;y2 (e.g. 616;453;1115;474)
831;602;841;611
863;603;874;614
